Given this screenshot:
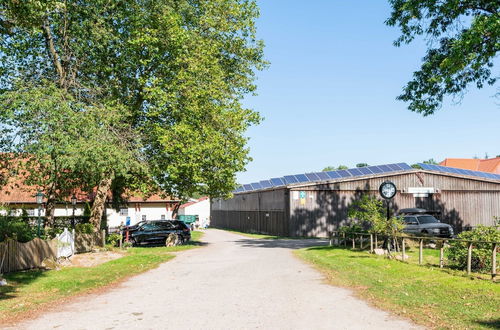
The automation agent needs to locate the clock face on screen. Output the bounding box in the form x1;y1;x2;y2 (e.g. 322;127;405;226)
379;181;397;199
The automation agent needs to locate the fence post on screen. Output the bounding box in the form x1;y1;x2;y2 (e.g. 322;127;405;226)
328;232;333;247
492;243;497;282
419;239;423;265
402;237;406;261
370;234;373;253
359;235;363;249
439;240;445;268
343;232;346;248
101;230;106;247
352;235;355;249
375;235;378;248
467;242;473;275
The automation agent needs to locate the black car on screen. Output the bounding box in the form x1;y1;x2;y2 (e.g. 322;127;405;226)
125;220;191;246
399;208;454;238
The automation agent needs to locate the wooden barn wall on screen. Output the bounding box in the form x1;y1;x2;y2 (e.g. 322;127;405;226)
211;189;289;236
289;172;500;237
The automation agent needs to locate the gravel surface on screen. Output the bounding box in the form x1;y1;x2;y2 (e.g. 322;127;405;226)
9;229;422;330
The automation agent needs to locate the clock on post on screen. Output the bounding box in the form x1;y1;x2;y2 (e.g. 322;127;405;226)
379;181;397;200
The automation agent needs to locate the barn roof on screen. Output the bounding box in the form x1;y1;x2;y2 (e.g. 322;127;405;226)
234;162;500;194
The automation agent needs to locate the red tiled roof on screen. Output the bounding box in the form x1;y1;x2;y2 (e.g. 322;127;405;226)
439;158;500;174
179;196;209;209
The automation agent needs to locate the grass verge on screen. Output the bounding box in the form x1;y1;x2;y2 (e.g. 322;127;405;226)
0;231;204;323
295;246;499;329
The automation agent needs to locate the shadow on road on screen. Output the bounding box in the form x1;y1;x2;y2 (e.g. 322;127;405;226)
234;238;329;250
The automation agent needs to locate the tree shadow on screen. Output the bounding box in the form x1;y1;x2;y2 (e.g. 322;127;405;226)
0;269;47;301
234;238;328;250
473;319;500;329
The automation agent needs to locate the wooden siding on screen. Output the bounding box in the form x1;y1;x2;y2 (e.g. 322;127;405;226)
212;171;500;237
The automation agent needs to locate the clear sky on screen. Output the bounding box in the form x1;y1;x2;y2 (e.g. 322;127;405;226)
237;0;499;184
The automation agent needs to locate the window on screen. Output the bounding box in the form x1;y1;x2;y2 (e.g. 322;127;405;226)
27;209;35;216
404;216;417;224
119;208;128;216
416;215;439;224
160;215;165;220
142;215;147;221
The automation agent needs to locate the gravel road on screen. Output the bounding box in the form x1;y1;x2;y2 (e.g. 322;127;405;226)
9;229;422;330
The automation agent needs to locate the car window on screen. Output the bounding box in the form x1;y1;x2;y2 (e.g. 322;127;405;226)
157;221;174;229
403;216;417;224
416;215;439;224
141;223;159;231
172;221;188;230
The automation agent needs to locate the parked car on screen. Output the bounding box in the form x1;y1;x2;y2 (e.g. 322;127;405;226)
126;220;191;246
399;208;454;238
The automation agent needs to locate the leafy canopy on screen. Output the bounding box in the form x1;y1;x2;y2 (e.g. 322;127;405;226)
348;194;404;235
386;0;499;115
0;0;266;200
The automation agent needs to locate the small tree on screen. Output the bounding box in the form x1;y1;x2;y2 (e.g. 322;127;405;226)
348;194;404;252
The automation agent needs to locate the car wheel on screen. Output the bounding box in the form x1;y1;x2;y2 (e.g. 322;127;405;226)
421;230;428;236
130;238;137;247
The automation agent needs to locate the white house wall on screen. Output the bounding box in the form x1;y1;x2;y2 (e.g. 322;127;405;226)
106;202;173;227
179;199;211;227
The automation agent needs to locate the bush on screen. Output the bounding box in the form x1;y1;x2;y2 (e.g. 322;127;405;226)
75;223;95;234
106;233;121;246
447;225;500;273
339;224;366;236
0;216;35;242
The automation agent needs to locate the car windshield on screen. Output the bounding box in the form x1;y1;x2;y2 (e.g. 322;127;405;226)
417;215;439;224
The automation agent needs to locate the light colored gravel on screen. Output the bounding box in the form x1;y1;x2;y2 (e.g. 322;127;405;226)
8;229;422;330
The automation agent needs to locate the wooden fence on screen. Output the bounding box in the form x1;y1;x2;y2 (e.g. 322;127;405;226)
328;231;499;281
0;238;57;274
0;230;106;274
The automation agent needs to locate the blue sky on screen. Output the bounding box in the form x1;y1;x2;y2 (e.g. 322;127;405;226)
237;0;499;184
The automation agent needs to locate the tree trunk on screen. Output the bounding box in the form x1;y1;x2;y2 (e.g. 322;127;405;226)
171;202;181;219
89;176;113;230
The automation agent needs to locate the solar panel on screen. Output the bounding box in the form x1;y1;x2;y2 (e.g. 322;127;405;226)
336;170;352;178
357;167;372;175
243;184;253;191
250;182;262;190
377;164;392;172
305;173;321;181
397;163;413;170
346;168;361;176
386;164;400;171
283;175;299;184
418;163;500;181
234;186;244;193
366;165;383;174
295;174;309;183
315;172;330;180
259;180;273;189
325;171;341;179
270;177;285;186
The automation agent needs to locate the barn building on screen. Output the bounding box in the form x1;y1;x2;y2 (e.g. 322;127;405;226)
211;163;500;237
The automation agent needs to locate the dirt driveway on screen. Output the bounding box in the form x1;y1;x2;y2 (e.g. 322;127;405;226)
9;229;421;330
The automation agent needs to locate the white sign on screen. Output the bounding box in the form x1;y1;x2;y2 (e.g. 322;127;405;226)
407;187;437;194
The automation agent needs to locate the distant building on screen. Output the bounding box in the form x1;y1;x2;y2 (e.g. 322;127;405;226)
0;176;179;228
179;197;210;228
440;157;500;174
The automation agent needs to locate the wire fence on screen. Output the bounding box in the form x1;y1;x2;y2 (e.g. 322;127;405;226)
327;231;498;282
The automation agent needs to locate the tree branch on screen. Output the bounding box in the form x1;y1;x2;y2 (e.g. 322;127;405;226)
42;18;65;87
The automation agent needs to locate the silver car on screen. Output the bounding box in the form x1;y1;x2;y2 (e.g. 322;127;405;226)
400;209;454;238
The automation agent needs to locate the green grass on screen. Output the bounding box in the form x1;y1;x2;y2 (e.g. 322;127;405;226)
295;246;499;329
0;231;204;323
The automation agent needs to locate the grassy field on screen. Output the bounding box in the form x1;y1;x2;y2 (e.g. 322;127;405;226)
0;231;204;323
295;246;499;329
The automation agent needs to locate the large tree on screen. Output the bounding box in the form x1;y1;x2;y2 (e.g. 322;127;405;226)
0;0;265;228
386;0;499;115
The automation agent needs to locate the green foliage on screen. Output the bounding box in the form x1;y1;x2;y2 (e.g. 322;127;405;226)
322;165;348;171
0;0;266;206
386;1;499;115
447;225;500;273
339;224;366;235
348;194;404;235
75;223;94;234
423;158;438;165
411;164;422;169
0;215;34;242
106;233;121;247
355;163;369;168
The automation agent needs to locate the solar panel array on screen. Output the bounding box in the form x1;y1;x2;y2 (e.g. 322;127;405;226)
233;163;413;193
418;163;500;181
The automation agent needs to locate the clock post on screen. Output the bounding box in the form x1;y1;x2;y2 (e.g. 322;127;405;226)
379;181;397;252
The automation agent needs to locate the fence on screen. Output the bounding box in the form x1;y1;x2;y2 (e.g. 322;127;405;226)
0;230;106;274
328;231;498;281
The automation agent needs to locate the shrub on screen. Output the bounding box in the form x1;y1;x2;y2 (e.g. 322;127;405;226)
447;225;500;273
0;216;35;242
106;233;121;246
75;223;95;234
